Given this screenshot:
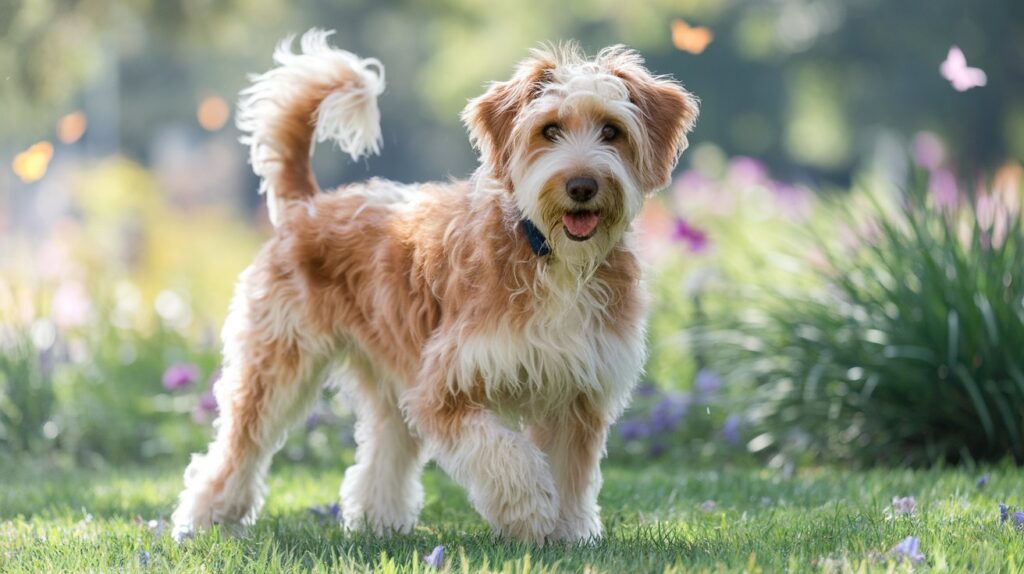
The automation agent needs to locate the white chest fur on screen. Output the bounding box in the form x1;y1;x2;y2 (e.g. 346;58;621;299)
449;274;647;419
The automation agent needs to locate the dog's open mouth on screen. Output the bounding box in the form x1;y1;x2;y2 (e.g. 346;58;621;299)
562;210;600;241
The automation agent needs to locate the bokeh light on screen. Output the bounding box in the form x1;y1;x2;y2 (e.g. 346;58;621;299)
196;95;229;131
56;111;87;144
12;141;54;183
671;19;713;54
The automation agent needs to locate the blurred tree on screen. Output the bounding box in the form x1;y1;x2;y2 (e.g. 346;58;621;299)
1;0;1022;191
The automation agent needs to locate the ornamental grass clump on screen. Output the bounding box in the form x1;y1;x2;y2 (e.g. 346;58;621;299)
704;167;1024;465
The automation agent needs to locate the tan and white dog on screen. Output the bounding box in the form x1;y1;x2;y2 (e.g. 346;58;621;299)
171;29;698;545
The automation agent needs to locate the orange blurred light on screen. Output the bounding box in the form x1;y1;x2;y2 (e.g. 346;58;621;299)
12;141;54;183
57;111;87;144
671;19;713;54
197;95;230;131
993;161;1023;211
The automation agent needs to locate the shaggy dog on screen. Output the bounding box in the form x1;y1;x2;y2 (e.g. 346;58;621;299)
172;29;698;544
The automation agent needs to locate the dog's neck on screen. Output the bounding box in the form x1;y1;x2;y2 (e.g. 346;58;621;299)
519;218;552;257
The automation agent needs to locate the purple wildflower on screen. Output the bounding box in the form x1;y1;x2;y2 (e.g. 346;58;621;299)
162;363;199;392
890;496;917;517
635;381;659;397
721;415;741;445
890;536;925;565
309;503;341;520
618;418;650;441
1014;512;1024;529
670;217;709;253
675;169;711;194
768;182;812;220
139;549;150;567
1004;505;1024;529
976;474;990;489
699;500;717;512
649;393;690;432
727;156;769;186
306;412;323;431
192;370;220;424
197;391;218;413
911;132;945;171
192;390;219;424
424;545;445;569
929;168;958;209
694;369;723;396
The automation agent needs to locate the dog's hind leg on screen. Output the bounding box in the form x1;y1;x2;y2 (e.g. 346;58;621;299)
171;270;329;541
338;359;425;534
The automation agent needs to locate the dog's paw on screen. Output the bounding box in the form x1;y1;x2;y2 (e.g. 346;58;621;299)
549;513;603;545
340;464;423;535
171;522;195;543
170;519;248;542
487;472;560;545
341;506;418;535
171;482;253;542
170;496;210;543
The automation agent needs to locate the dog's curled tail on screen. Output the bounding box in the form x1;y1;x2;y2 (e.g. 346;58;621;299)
237;29;385;225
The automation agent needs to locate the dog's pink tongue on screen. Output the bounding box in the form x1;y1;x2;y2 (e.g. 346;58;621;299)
562;212;599;237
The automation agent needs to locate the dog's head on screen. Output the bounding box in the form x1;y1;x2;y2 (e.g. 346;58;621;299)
463;43;698;264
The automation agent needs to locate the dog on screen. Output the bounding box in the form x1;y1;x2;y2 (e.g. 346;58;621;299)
171;29;698;545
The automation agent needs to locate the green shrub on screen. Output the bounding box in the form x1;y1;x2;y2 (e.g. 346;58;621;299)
0;282;354;466
0;334;57;455
702;172;1024;465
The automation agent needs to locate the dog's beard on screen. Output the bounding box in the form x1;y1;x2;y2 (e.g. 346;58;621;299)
511;146;640;274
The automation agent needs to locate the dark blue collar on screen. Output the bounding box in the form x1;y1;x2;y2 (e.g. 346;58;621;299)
520;218;551;256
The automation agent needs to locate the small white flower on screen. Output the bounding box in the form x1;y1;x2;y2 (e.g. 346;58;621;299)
147;519;166;537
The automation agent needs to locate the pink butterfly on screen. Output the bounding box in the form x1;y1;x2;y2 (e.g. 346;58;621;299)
940;46;987;92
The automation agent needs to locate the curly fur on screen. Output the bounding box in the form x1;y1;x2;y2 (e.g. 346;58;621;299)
172;29;698;545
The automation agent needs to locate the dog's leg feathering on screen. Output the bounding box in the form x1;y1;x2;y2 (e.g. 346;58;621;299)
171;263;330;541
237;28;385;225
404;340;560;545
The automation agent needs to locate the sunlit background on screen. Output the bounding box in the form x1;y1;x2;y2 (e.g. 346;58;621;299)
1;0;1023;469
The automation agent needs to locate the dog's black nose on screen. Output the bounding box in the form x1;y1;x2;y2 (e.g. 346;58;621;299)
566;177;598;203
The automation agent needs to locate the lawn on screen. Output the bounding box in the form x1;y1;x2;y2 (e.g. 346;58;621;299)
3;461;1023;573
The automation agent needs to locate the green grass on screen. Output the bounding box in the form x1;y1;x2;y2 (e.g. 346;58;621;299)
3;460;1024;573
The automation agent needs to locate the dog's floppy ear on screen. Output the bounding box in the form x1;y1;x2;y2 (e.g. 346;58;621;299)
606;49;699;192
462;52;555;186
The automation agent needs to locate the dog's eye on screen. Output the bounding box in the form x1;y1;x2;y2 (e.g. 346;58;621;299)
601;124;620;142
542;124;561;142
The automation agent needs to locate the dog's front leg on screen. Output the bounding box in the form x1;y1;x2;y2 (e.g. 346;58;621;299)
528;396;608;544
404;349;559;545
